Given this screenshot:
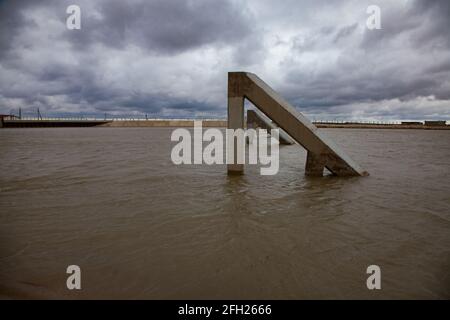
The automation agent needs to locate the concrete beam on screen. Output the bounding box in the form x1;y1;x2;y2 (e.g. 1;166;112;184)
228;72;368;177
247;110;295;145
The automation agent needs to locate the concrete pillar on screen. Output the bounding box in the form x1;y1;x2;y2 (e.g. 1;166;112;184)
305;151;326;176
227;96;245;174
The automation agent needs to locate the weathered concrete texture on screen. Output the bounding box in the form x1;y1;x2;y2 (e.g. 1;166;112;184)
247;110;295;145
228;72;369;177
227;96;245;174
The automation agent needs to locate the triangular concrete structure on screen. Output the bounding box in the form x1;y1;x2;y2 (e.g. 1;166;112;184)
227;72;368;177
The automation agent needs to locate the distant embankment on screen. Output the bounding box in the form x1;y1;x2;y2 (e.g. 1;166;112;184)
1;119;449;129
314;122;450;130
1;119;110;128
98;120;227;127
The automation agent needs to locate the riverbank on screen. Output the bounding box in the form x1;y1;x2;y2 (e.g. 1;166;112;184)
1;119;449;129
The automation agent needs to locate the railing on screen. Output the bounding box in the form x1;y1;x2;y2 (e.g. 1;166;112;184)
5;117;448;126
10;117;227;121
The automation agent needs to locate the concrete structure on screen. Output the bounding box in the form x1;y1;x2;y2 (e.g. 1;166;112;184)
227;72;369;177
0;114;21;128
2;118;448;130
247;109;295;145
99;119;226;127
1;119;110;128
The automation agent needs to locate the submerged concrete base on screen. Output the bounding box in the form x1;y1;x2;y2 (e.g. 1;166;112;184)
305;152;327;176
227;72;368;177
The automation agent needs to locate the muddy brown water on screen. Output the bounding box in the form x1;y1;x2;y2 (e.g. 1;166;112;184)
0;127;449;299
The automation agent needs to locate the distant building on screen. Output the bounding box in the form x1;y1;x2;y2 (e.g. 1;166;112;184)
0;114;20;128
0;114;20;120
424;121;447;126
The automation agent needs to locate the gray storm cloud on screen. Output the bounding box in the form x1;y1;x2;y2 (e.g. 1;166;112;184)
0;0;449;120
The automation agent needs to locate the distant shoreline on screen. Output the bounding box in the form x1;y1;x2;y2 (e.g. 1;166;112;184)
101;120;450;130
1;119;449;130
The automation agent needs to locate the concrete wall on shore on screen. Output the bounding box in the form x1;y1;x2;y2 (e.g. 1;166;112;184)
93;120;450;130
99;120;227;127
314;123;450;130
1;119;448;129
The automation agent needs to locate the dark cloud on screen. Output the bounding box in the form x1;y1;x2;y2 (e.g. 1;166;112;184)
333;23;358;43
282;0;450;116
361;0;450;50
66;0;252;54
0;0;449;120
0;0;35;57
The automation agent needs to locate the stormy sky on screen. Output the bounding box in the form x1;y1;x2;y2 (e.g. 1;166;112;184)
0;0;449;120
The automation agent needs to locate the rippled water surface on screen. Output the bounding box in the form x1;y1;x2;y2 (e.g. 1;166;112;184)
1;127;449;299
